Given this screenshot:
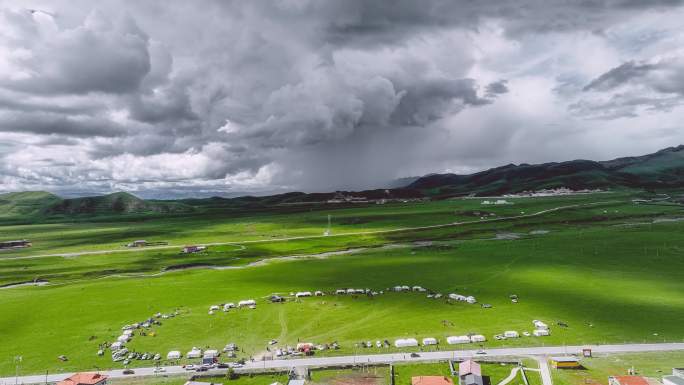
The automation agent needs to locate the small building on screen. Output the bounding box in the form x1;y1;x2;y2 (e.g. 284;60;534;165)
223;303;235;310
394;338;419;347
550;356;581;369
663;368;684;385
182;245;206;254
609;376;650;385
422;337;438;345
167;350;181;359
203;349;219;358
447;336;471;344
335;289;347;295
504;331;519;338
314;291;324;296
465;296;477;304
57;373;108;385
412;376;454;385
533;320;549;330
459;360;483;385
533;329;550;337
296;291;312;298
126;240;147;248
270;295;285;303
110;342;123;350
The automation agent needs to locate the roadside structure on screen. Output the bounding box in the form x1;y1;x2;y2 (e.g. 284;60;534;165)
459;360;483;385
550;356;581;369
663;369;684;385
56;373;108;385
609;376;650;385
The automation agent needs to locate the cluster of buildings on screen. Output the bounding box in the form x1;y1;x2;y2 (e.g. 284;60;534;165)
208;299;256;314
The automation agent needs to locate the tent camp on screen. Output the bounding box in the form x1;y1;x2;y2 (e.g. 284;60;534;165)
167;351;181;359
447;336;471;344
422;337;438;345
395;338;419;347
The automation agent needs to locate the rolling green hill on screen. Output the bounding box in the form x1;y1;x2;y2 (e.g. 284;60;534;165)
46;192;193;216
0;191;61;219
408;145;684;196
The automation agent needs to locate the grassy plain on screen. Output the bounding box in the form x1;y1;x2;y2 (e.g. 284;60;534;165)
1;193;683;376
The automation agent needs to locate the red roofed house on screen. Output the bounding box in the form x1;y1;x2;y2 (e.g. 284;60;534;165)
57;373;108;385
459;360;483;385
609;376;650;385
412;376;454;385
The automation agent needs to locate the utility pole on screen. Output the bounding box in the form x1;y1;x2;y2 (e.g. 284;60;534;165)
14;356;22;385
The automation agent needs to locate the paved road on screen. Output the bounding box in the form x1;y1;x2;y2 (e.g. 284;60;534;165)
2;342;682;385
4;201;620;261
535;355;553;385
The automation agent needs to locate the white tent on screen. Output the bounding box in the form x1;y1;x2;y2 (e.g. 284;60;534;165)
533;329;550;336
203;349;219;358
238;299;256;307
117;335;130;342
346;288;356;294
209;305;220;311
111;341;123;350
447;336;471;344
336;289;346;295
449;293;466;301
533;320;549;330
394;338;418;347
187;347;203;358
422;337;438;345
295;291;312;297
504;331;519;338
223;303;235;311
466;296;477;304
470;334;486;343
167;350;181;359
314;291;324;296
122;329;133;336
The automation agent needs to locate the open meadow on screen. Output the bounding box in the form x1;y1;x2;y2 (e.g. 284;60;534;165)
1;192;684;376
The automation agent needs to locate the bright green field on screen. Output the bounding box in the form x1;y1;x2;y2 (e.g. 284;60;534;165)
551;351;684;385
1;193;684;377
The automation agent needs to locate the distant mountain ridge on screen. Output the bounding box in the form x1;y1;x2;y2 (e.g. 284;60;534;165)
407;145;684;196
2;145;684;223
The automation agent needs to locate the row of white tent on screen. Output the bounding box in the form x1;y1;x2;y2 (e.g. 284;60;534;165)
394;334;486;347
166;347;221;360
208;300;256;314
448;293;478;304
295;291;324;297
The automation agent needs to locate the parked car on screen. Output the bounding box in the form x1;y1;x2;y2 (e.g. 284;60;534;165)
123;369;135;375
153;367;166;373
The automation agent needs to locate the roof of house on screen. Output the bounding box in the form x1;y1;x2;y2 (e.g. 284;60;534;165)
459;360;482;376
57;373;108;385
664;376;684;385
611;376;650;385
411;376;454;385
551;356;580;362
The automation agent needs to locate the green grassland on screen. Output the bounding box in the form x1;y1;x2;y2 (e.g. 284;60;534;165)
551;351;684;385
1;192;683;376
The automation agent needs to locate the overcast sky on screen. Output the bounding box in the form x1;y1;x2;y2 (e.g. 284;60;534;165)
2;1;684;198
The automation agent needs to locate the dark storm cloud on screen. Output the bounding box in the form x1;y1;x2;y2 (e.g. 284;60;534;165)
583;61;657;91
0;111;127;137
2;0;684;196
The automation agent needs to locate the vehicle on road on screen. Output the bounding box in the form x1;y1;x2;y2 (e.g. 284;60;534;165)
123;369;135;375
